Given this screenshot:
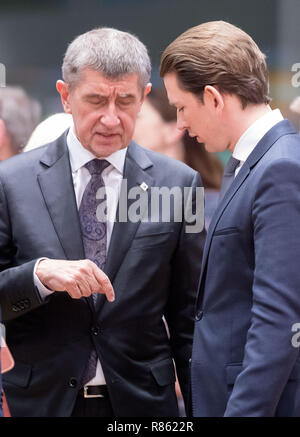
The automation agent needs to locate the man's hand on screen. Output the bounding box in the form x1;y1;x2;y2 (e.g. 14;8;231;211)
36;259;115;302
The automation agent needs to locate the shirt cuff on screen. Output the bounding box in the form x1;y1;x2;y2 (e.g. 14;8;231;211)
34;258;54;300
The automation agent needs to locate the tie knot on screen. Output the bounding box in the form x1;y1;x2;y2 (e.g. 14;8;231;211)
224;156;240;176
85;159;110;175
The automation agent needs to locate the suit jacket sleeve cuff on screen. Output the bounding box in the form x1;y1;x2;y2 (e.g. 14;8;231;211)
34;258;55;300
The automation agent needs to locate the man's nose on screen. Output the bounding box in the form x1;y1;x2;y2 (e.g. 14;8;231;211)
101;105;120;129
176;113;187;131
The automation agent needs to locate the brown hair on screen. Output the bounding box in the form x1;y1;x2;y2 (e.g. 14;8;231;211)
147;87;223;189
160;21;271;109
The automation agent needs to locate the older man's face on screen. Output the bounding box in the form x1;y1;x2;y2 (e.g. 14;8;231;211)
57;68;151;157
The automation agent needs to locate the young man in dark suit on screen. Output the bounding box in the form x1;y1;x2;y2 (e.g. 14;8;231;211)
161;20;300;417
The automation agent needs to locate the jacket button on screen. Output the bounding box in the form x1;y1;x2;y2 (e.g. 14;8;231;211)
24;299;30;308
195;310;203;321
91;326;100;336
69;378;77;388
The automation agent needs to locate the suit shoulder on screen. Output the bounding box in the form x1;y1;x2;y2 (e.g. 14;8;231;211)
0;140;61;181
262;131;300;165
0;145;48;175
132;142;197;178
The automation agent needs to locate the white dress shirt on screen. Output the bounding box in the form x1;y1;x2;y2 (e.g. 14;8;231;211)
232;108;284;176
34;126;127;385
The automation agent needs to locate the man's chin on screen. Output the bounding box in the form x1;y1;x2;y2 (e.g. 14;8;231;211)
89;141;124;158
203;142;213;152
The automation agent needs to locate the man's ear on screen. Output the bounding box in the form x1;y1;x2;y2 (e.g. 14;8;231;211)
142;82;152;102
56;80;72;114
203;85;224;113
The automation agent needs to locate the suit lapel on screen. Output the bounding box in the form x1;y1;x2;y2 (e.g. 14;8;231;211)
104;142;154;281
199;162;250;288
198;119;298;297
37;132;85;261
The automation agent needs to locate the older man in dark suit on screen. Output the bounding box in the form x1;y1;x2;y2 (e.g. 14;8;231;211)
0;27;205;417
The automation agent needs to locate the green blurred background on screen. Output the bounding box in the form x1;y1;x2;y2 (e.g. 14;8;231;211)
1;0;299;163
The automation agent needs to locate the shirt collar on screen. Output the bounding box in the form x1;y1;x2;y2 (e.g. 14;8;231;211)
232;108;284;163
67;126;127;175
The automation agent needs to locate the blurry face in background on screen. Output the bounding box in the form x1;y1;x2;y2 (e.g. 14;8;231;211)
133;99;167;151
133;97;184;162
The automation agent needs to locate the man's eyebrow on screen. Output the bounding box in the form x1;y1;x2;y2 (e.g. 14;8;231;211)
167;98;177;107
84;93;107;99
117;93;136;99
84;93;136;100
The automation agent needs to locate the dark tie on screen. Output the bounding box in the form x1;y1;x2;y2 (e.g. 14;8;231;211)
79;158;110;386
218;156;240;202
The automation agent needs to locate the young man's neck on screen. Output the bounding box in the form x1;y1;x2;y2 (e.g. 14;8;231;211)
227;101;272;152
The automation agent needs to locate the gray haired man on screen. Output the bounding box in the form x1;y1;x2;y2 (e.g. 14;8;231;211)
0;28;205;417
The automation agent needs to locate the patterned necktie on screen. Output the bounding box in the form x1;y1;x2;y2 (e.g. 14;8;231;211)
218;156;240;202
79;158;110;386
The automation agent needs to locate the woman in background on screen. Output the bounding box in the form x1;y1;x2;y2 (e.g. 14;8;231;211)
133;87;223;229
133;87;223;415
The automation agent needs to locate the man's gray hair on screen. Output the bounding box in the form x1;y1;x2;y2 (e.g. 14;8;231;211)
62;27;151;90
0;86;41;153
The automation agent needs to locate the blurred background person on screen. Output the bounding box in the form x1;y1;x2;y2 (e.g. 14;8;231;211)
1;334;14;417
0;86;41;161
0;86;39;415
290;96;300;133
133;87;223;229
24;112;73;152
0;313;2;418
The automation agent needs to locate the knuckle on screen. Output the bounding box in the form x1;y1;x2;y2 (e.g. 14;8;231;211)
101;276;111;289
78;266;87;275
73;271;83;282
65;278;75;289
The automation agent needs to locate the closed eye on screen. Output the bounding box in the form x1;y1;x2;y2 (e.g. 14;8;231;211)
85;96;107;105
117;97;136;106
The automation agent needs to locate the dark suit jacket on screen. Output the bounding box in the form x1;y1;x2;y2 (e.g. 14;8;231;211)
191;120;300;417
0;133;204;417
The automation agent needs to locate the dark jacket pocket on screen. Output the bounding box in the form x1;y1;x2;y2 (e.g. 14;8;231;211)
131;231;174;250
214;227;240;237
3;361;32;388
150;358;176;386
226;361;300;385
225;363;243;385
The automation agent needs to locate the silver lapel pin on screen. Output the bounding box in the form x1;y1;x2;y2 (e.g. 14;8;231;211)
139;182;149;192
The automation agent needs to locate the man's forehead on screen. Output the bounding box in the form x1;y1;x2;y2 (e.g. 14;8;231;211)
78;68;141;93
163;72;182;105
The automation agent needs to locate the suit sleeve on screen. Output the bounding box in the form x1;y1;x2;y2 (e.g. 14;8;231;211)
225;158;300;416
164;171;206;412
0;175;44;322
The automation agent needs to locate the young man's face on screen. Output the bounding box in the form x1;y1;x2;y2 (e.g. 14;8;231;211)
57;68;151;157
163;72;229;153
